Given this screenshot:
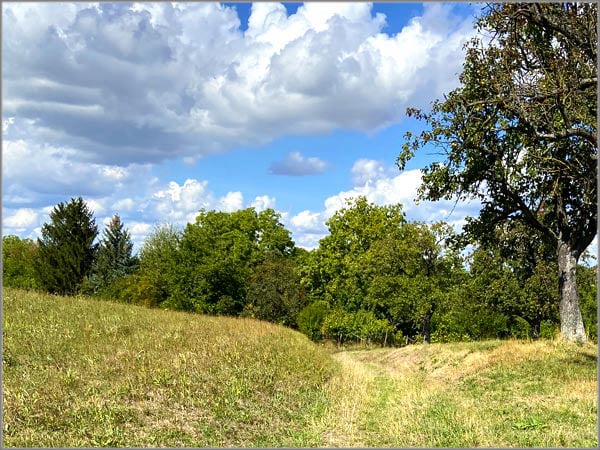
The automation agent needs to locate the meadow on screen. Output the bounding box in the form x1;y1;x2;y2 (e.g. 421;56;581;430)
2;287;597;447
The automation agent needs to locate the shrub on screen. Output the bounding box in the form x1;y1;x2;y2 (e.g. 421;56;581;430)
539;320;559;340
510;316;532;340
320;308;394;345
297;301;330;341
245;257;307;327
2;235;40;290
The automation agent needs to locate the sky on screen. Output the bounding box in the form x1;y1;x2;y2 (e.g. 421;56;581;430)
4;1;593;257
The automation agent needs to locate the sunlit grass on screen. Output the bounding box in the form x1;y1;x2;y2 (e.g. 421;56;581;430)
3;288;597;447
2;288;335;447
316;340;597;447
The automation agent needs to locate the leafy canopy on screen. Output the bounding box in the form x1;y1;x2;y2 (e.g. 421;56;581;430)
398;3;597;256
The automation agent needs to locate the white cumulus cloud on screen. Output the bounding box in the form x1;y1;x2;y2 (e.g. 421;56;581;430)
219;191;244;213
3;208;39;229
351;158;389;185
3;2;475;167
250;195;276;211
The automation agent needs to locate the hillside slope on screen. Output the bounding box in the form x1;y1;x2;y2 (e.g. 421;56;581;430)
3;288;597;447
2;288;335;447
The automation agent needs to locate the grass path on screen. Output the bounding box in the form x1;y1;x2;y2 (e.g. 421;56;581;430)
312;340;597;447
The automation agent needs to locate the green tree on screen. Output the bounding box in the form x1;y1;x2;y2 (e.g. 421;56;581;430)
366;221;463;343
297;300;331;341
399;3;597;342
303;196;406;312
88;214;138;294
577;264;598;342
2;235;40;290
35;197;99;295
463;245;559;340
131;224;181;307
245;256;307;327
174;208;295;315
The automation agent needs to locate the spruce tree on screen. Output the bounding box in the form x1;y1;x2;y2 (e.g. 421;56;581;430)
36;197;99;295
90;214;138;293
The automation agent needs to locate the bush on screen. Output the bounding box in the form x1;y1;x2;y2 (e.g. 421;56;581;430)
245;257;307;327
509;316;532;340
320;308;354;344
432;308;508;342
320;308;394;345
539;320;559;340
2;235;40;290
297;301;330;341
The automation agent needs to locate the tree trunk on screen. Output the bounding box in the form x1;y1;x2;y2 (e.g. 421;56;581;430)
422;312;432;344
557;241;587;343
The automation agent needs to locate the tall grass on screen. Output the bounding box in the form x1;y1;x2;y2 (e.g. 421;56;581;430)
2;288;335;447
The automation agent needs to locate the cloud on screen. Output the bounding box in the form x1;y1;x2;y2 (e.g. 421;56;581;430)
269;151;329;176
290;210;325;233
250;195;276;211
3;208;39;229
323;169;424;218
219;191;244;213
284;160;482;250
2;138;152;209
3;2;475;167
112;198;136;211
351;158;389;185
1;2;480;252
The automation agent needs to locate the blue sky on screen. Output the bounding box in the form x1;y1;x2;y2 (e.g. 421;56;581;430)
3;2;494;250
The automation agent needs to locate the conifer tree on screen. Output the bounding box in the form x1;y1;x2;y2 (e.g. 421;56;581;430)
90;213;138;292
36;197;99;295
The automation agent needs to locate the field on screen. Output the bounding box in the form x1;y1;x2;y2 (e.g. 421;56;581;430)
2;288;598;447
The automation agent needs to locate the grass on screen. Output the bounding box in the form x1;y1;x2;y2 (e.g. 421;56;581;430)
314;340;597;447
3;287;597;447
2;288;335;447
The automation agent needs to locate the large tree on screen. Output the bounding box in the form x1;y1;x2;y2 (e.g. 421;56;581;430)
36;197;99;295
89;214;138;294
173;207;295;315
302;196;406;312
398;3;597;342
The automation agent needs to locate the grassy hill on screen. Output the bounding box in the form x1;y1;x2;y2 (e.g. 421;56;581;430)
3;288;597;447
2;288;335;447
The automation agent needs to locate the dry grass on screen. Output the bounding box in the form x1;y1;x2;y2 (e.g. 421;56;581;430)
2;288;335;447
313;339;597;447
3;288;596;447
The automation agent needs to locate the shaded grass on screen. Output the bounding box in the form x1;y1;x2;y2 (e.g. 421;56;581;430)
2;288;335;447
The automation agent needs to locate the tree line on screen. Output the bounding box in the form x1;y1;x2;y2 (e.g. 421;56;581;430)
3;3;597;344
3;195;596;345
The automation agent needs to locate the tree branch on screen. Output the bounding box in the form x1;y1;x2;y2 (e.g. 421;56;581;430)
537;128;597;146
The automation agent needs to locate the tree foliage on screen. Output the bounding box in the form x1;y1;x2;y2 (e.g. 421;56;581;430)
131;224;181;307
2;235;40;290
88;214;138;295
398;3;597;342
171;208;295;315
35;197;99;295
244;256;307;327
303;196;406;311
